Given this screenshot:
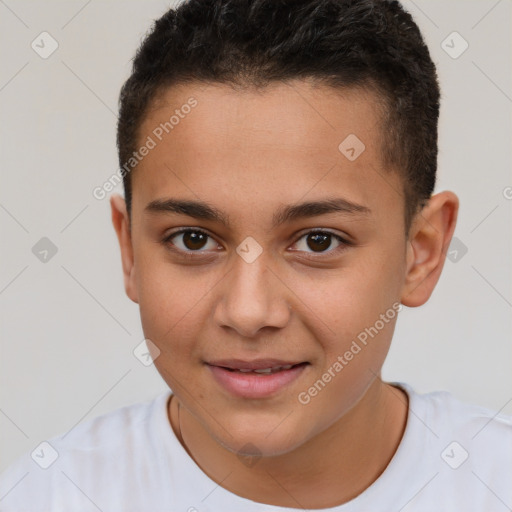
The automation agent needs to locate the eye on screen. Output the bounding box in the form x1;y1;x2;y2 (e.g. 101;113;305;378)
162;228;351;259
163;229;220;253
290;230;349;255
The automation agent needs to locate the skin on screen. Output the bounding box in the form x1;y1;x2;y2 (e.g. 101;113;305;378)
111;80;458;508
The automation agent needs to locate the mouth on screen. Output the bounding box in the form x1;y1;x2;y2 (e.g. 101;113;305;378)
205;359;310;398
207;358;308;371
214;362;305;374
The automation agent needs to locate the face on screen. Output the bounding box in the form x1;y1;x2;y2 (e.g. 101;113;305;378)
124;81;411;456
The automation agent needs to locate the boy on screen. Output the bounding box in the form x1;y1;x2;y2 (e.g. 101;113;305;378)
1;0;511;510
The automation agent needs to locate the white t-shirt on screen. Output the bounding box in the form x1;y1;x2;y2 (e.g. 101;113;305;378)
1;382;511;511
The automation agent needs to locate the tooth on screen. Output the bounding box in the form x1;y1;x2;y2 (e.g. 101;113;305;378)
235;365;295;374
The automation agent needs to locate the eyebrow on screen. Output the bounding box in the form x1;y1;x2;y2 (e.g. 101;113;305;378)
145;197;371;228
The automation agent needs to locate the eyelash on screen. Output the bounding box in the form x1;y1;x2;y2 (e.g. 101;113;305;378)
162;228;352;260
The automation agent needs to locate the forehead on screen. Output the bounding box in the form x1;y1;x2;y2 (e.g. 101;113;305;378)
132;80;402;230
141;80;383;157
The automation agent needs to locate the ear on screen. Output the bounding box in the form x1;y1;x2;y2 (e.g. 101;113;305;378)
110;194;139;304
401;191;459;307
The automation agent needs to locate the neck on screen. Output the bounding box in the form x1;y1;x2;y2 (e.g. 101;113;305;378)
168;378;408;509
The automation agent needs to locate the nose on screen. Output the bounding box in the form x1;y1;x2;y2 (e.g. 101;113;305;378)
213;252;291;338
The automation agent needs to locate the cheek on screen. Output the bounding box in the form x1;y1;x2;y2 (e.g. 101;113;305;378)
136;265;208;391
294;251;401;386
134;240;208;325
297;290;399;425
298;257;399;338
134;255;202;353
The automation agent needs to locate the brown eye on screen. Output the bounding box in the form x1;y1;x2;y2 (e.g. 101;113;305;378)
306;232;332;252
182;231;208;250
165;229;219;252
291;230;348;255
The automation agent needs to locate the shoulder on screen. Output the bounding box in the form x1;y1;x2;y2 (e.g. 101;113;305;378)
0;391;173;511
394;382;512;507
402;382;512;440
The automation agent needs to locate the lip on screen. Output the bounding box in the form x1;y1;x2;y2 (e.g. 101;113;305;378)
206;361;309;399
207;358;306;370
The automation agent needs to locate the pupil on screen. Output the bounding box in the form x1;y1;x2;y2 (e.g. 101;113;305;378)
184;231;207;250
307;233;331;252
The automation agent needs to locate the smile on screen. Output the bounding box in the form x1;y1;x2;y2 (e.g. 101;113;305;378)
206;361;309;399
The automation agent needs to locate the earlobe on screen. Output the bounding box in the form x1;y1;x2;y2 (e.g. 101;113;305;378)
401;191;459;308
110;194;139;304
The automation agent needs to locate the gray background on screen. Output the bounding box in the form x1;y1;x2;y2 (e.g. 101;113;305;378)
1;0;511;472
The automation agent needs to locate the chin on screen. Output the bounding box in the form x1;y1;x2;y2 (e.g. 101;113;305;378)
211;419;311;459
